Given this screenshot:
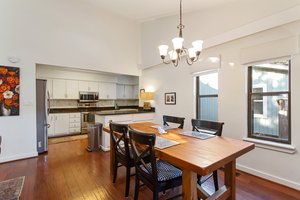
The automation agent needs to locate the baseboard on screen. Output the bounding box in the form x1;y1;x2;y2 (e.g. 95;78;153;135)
237;163;300;190
0;152;38;163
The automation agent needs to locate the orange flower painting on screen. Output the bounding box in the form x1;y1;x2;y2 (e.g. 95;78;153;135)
0;66;20;116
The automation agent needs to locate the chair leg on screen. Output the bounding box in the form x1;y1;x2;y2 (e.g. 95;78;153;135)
213;170;219;191
125;166;130;197
112;159;118;183
153;189;159;200
134;176;139;200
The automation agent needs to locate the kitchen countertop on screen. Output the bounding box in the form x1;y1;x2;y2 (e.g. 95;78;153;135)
50;106;155;115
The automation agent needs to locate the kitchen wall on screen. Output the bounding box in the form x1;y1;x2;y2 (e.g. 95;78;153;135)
140;18;300;190
0;0;140;163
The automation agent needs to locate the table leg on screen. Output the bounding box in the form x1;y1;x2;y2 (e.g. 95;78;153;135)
224;160;236;200
182;170;197;200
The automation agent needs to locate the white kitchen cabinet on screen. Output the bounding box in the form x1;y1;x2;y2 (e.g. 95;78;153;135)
66;80;79;99
69;112;81;133
99;82;117;99
52;79;79;99
95;113;155;151
79;81;98;92
54;113;70;136
46;79;53;99
116;84;137;99
47;114;55;137
48;113;81;137
53;79;66;99
133;85;139;99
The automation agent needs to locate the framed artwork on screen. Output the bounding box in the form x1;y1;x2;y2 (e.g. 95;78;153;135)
165;92;176;105
0;66;20;116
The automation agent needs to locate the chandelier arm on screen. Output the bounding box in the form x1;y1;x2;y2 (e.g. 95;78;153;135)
186;56;194;65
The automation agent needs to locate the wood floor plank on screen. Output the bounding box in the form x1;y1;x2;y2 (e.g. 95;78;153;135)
0;139;299;200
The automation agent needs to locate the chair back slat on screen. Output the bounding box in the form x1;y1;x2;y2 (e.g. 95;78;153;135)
191;119;224;136
163;115;185;129
129;130;157;185
109;123;129;157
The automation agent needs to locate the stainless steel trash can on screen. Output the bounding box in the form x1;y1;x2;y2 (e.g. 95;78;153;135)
86;123;103;152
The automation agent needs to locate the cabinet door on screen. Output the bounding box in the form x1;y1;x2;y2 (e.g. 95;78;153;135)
54;113;69;135
53;79;66;99
124;85;133;99
47;79;53;99
88;81;99;92
78;81;89;92
66;80;79;99
47;114;55;137
116;84;125;99
133;85;139;99
99;82;116;99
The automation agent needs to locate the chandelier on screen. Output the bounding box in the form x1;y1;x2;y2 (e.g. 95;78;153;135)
158;0;203;67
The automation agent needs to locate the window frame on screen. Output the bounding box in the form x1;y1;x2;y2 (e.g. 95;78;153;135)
247;60;291;144
195;72;218;120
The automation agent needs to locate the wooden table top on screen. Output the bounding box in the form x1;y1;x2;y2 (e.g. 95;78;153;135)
103;122;255;176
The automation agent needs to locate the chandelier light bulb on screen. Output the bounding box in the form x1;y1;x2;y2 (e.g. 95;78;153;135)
172;37;184;52
158;45;169;58
192;40;203;53
188;48;196;60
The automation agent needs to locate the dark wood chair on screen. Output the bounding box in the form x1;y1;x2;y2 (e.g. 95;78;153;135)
129;130;182;200
191;119;224;192
109;122;133;197
163;115;185;129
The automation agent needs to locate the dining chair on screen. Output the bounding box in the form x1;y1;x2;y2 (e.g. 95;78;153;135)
109;122;133;197
129;129;182;200
163;115;185;129
191;119;225;191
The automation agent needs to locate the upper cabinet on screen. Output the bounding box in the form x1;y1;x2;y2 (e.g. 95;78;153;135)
116;84;138;99
47;79;53;99
99;82;116;99
78;81;98;92
52;79;79;99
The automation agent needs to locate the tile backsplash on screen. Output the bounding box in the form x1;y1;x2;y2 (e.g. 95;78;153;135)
50;99;138;108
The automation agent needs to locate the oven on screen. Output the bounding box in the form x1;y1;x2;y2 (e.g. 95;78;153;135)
81;112;95;134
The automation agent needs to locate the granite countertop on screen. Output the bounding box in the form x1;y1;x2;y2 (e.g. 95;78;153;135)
50;106;155;115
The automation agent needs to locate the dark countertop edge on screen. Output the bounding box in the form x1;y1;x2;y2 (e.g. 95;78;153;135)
50;106;155;114
94;110;155;116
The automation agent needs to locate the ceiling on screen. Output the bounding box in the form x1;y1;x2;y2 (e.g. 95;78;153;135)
86;0;240;22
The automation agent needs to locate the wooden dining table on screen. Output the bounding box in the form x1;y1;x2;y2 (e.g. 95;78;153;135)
103;122;254;200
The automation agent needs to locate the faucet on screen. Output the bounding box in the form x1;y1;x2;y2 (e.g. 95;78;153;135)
114;101;119;110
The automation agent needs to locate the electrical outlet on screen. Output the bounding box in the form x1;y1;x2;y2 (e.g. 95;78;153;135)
38;141;42;148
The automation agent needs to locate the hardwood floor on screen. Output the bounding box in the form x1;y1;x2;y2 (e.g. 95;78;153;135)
0;139;299;200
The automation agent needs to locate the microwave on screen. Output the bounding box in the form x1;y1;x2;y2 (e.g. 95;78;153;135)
79;91;99;102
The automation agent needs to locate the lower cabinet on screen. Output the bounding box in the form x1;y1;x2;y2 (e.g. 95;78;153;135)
48;113;81;138
95;113;155;151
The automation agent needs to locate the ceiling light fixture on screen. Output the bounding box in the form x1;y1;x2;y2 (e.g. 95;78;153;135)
158;0;203;67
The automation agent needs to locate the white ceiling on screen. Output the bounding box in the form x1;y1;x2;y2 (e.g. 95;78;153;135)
86;0;240;22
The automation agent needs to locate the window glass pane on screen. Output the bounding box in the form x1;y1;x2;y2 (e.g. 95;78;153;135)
200;72;218;95
200;97;218;121
251;94;289;142
252;61;289;92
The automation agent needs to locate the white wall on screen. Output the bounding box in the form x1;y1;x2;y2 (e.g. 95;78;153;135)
140;19;300;190
0;0;140;162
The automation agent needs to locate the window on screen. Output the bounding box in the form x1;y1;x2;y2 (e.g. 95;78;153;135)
248;59;291;144
196;72;218;121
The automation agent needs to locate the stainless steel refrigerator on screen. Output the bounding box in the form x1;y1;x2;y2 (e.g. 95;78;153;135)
36;79;49;153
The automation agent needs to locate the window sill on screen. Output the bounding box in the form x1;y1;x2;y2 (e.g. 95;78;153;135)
243;137;296;154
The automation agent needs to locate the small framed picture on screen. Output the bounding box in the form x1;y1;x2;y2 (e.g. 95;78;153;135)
165;92;176;105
